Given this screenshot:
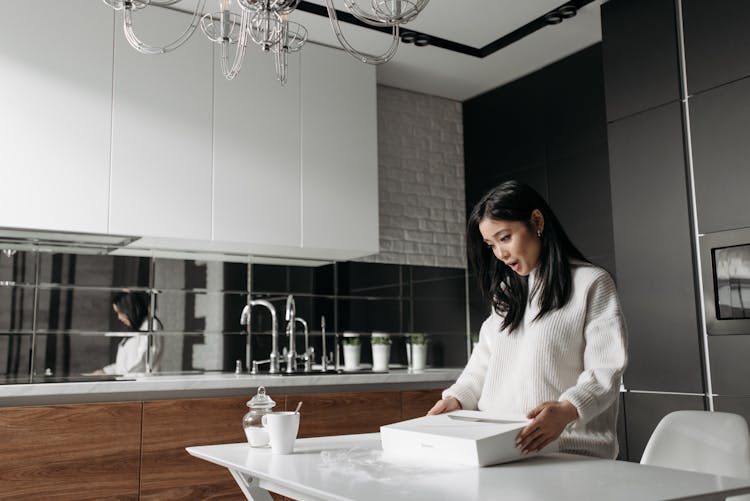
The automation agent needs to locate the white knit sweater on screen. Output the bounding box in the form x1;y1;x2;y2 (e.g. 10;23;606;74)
443;261;628;458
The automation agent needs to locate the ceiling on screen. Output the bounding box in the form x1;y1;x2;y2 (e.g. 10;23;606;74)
167;0;605;102
290;0;606;101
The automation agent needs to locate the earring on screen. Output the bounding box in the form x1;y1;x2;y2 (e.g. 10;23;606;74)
537;230;542;238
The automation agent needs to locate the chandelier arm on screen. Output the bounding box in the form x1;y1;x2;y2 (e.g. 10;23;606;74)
141;0;183;6
275;48;287;85
219;9;251;79
342;0;430;26
324;0;400;64
122;0;207;55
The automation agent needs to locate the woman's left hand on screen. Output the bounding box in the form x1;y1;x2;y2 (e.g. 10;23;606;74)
516;400;579;454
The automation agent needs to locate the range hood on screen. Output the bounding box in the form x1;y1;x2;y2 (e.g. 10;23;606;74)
0;227;333;266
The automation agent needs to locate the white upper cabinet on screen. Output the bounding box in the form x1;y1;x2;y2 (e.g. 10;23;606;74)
0;1;113;234
110;7;213;240
300;44;379;259
212;48;301;248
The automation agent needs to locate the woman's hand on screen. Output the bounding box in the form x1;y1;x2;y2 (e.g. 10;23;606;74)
516;400;578;454
427;396;462;415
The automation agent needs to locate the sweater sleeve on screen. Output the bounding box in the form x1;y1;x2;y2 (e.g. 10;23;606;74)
559;271;628;425
442;314;494;410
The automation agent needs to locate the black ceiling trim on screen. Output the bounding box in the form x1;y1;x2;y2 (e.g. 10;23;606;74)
298;0;598;58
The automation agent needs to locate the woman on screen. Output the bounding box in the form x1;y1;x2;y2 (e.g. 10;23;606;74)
100;291;163;375
429;181;627;458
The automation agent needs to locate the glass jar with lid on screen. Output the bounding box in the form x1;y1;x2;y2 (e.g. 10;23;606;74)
243;386;276;447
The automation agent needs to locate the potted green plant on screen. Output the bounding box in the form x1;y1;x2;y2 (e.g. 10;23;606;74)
370;332;391;372
406;333;428;371
342;332;361;371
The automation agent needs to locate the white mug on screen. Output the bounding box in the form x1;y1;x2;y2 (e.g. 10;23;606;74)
261;411;300;454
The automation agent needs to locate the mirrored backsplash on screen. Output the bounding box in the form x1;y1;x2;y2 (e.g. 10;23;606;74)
1;251;471;382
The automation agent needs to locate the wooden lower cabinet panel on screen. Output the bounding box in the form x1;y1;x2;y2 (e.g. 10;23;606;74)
401;389;443;420
0;402;141;501
284;390;402;438
140;396;248;500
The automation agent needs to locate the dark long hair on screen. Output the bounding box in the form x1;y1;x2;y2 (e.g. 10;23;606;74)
112;291;162;331
467;181;587;333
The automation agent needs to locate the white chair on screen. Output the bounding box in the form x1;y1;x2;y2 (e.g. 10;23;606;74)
641;410;750;500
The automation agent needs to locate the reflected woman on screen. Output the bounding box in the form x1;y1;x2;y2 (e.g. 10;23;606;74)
428;181;628;458
98;291;163;375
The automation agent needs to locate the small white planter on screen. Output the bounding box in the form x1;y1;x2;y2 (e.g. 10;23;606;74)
411;344;427;371
372;344;391;372
342;345;360;371
371;332;391;372
342;332;361;371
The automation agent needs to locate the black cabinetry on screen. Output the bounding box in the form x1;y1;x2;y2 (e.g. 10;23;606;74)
607;102;703;393
683;0;750;95
690;77;750;233
601;0;681;121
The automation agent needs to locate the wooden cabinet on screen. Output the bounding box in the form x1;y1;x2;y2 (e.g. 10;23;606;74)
284;391;402;438
0;388;445;499
0;402;142;500
401;389;442;420
300;44;379;259
140;397;247;500
212;49;301;249
0;0;113;234
109;6;214;241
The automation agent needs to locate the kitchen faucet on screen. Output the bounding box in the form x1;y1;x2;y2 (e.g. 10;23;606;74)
284;295;297;373
240;299;279;374
295;317;313;372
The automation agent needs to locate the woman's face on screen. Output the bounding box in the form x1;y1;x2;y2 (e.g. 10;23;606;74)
478;213;543;277
113;304;131;328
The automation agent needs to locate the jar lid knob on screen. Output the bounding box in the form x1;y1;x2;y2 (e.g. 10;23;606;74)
247;385;276;409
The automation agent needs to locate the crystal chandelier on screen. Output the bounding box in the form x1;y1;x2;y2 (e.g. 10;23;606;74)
102;0;430;84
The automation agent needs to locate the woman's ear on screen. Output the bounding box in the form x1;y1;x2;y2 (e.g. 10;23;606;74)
530;209;545;234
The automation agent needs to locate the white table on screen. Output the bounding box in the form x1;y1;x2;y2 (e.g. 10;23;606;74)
187;433;750;501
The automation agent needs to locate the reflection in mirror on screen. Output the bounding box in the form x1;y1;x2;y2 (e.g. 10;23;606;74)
0;332;31;380
38;253;150;288
0;250;36;286
0;286;34;332
154;259;248;292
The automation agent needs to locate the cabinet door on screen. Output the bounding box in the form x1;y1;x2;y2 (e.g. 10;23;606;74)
0;402;141;499
110;7;213;240
690;78;750;234
0;1;113;234
140;397;247;500
601;0;681;121
608;102;704;393
285;390;401;437
683;0;750;95
623;392;705;462
300;44;378;259
212;48;301;248
402;389;443;420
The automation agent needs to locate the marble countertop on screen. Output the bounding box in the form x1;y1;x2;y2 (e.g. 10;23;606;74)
0;368;462;407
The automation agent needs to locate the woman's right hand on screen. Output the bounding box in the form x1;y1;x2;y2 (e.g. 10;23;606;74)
427;396;462;415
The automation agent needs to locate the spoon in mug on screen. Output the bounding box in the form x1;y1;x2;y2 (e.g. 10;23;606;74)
294;401;303;414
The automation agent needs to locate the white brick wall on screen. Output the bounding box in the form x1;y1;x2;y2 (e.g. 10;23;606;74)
358;85;466;268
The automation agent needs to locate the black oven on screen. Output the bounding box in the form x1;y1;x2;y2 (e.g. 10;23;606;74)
700;227;750;335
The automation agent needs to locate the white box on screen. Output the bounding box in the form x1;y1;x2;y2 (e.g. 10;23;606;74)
380;410;558;467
